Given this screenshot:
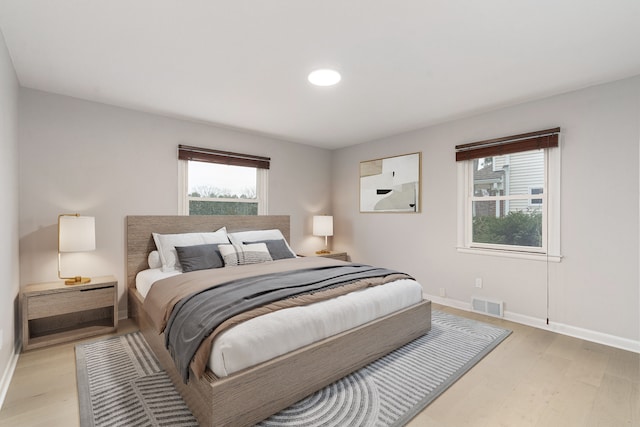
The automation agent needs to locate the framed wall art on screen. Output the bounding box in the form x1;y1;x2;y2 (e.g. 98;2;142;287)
359;152;421;213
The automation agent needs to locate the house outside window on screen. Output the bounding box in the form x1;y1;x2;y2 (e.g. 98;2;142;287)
456;128;562;261
470;150;545;250
178;145;269;215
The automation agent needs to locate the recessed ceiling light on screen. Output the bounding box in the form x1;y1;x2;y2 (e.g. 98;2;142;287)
308;69;341;86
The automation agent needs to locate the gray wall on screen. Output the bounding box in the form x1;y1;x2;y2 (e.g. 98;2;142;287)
0;29;19;396
18;89;333;316
333;76;640;348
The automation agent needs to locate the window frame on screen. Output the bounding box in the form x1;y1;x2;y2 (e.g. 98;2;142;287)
456;133;562;262
465;150;547;254
178;157;268;216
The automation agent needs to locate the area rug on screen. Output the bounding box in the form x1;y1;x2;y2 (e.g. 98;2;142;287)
76;310;511;427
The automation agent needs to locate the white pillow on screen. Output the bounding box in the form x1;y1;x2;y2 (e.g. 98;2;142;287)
219;243;273;266
228;229;296;259
147;250;162;269
152;227;229;272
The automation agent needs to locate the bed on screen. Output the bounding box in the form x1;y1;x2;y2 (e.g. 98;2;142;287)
126;215;431;426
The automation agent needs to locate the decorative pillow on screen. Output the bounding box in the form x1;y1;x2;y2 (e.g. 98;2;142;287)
228;229;296;259
175;244;224;273
243;239;296;260
218;243;273;266
147;250;162;269
152;227;229;272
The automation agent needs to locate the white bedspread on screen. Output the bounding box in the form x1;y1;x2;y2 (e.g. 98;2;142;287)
136;269;423;377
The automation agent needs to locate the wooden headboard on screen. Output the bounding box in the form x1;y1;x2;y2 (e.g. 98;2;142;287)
126;215;290;291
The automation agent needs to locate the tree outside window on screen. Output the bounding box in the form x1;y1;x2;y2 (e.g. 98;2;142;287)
187;162;264;215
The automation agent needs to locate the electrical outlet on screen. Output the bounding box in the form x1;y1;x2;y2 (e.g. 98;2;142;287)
439;288;446;297
475;278;483;288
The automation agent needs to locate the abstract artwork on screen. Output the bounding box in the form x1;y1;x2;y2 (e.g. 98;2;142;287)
360;152;421;213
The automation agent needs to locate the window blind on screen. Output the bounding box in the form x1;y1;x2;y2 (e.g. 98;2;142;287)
455;127;560;162
178;145;271;169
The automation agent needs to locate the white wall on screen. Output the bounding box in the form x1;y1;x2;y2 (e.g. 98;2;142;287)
0;29;19;403
18;89;333;316
333;76;640;349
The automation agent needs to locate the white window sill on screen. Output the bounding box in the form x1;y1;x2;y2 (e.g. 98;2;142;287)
457;247;563;262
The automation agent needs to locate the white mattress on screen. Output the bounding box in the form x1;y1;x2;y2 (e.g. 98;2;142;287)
136;269;423;377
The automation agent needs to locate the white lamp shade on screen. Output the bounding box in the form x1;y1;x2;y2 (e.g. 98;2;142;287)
313;215;333;237
59;215;96;252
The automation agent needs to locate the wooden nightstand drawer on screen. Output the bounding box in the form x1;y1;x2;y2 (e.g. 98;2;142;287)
320;252;348;261
299;251;349;262
22;276;118;351
27;286;114;319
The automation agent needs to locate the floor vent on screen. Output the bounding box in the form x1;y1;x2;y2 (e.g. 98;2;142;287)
471;297;504;318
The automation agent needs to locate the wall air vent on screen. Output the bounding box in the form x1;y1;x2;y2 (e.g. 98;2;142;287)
471;297;504;318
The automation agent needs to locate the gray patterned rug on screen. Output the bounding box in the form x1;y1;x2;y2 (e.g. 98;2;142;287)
75;310;510;427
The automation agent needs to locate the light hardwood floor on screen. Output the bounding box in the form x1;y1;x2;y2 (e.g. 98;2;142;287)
1;305;638;427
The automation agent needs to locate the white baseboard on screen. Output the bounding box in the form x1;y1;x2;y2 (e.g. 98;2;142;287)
426;294;471;311
0;346;19;410
546;321;640;354
424;293;640;354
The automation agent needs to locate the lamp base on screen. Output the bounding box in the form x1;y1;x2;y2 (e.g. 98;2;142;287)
65;276;92;286
315;249;331;254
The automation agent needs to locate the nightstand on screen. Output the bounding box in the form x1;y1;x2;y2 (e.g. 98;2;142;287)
303;251;349;262
22;275;118;351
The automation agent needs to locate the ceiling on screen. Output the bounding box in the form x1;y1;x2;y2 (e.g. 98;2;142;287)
1;1;639;149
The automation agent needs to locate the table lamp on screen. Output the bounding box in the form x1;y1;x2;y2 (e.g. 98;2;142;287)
58;214;96;285
313;215;333;254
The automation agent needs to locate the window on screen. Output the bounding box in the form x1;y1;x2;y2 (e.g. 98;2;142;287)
456;128;561;260
178;145;269;215
469;150;545;250
529;187;543;206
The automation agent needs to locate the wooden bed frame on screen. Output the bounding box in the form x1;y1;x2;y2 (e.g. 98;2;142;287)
126;215;432;426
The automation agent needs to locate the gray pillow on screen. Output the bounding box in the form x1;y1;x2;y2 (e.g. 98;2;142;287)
244;239;296;260
218;243;273;266
175;243;224;272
